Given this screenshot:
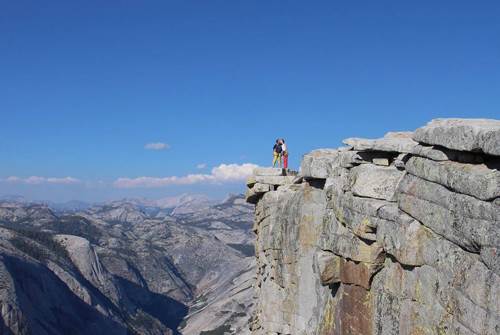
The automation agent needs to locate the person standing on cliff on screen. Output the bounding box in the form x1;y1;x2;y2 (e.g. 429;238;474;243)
281;139;288;169
272;139;282;168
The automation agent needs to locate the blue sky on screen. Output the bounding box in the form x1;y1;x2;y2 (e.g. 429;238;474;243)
1;1;499;202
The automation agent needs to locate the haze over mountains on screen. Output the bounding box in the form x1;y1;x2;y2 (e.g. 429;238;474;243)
0;193;255;334
0;194;216;214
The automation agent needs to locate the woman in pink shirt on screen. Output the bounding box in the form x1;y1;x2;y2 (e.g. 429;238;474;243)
281;139;288;169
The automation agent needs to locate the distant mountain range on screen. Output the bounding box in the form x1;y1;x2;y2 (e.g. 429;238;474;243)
0;193;220;214
0;194;255;334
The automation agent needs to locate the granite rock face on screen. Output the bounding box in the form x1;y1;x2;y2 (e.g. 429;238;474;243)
247;118;500;335
413;118;500;156
343;131;418;153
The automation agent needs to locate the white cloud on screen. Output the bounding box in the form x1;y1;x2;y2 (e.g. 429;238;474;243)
196;163;207;169
144;142;170;150
4;176;81;185
114;163;258;188
211;163;257;181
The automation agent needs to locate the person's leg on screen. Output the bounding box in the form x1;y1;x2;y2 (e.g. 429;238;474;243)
272;153;278;167
284;153;288;169
279;154;282;168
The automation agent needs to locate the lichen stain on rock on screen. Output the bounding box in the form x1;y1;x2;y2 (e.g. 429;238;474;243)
318;296;336;335
336;285;373;335
410;326;432;335
298;215;318;249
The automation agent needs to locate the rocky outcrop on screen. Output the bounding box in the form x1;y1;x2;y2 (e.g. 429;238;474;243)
0;203;58;225
247;118;499;335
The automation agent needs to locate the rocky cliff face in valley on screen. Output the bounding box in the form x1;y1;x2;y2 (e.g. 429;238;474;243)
246;118;499;335
0;194;255;334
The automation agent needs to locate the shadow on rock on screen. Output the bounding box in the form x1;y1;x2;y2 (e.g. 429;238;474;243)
116;277;188;334
2;254;128;335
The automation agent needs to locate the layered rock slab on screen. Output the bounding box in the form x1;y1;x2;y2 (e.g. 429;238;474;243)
405;156;500;201
413;118;500;156
343;131;418;153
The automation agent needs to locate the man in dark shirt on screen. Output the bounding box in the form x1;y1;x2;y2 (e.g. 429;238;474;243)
272;139;282;167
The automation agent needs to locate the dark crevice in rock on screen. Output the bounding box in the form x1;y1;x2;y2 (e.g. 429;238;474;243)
305;178;326;190
385;254;420;271
328;282;341;298
412;143;488;164
357;151;399;161
358;235;377;245
483;157;500;170
367;266;384;289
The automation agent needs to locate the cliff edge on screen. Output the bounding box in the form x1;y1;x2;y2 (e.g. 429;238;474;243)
246;118;500;335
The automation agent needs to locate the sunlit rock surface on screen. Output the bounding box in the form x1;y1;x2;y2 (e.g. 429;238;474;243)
247;118;499;335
